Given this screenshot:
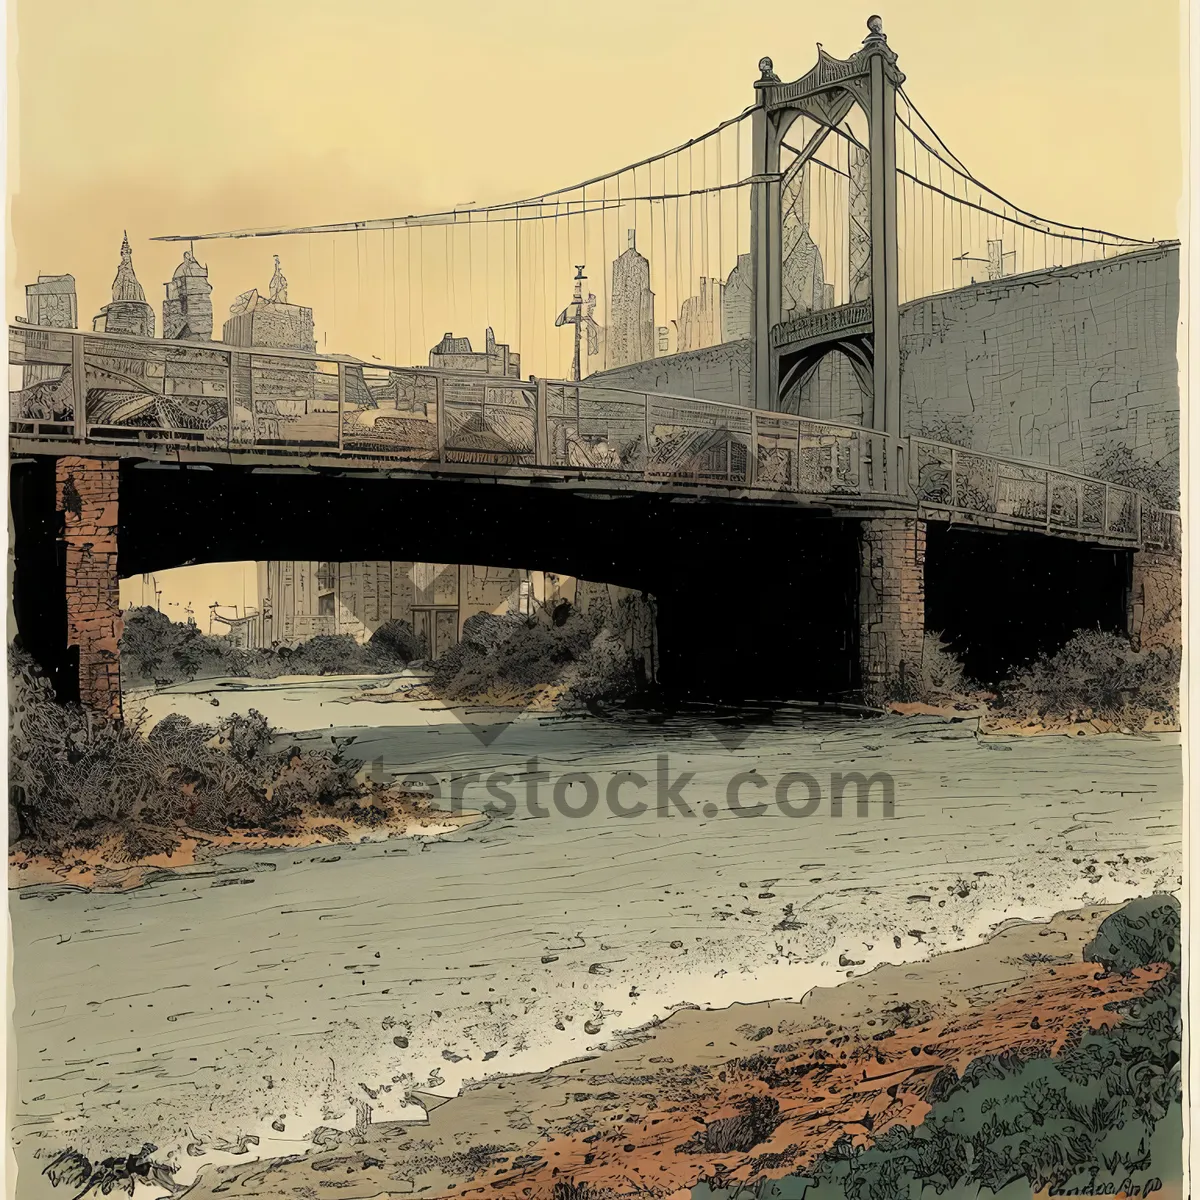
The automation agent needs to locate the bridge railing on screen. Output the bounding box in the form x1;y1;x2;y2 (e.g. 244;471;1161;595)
910;437;1179;548
535;380;913;497
8;325;1177;547
8;324;543;465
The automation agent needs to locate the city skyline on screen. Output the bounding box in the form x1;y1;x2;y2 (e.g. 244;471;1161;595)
9;0;1181;382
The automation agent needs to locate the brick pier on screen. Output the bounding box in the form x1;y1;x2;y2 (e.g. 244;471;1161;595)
859;517;926;707
56;456;123;718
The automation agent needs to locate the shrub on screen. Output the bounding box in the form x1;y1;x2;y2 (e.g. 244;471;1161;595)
888;632;973;705
120;607;247;688
996;629;1179;729
1085;894;1180;974
268;750;361;812
120;607;418;690
704;897;1182;1200
9;645;404;862
911;415;976;448
368;619;424;667
430;606;642;706
1092;441;1179;510
279;634;365;676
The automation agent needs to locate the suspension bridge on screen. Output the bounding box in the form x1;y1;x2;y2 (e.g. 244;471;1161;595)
8;16;1181;717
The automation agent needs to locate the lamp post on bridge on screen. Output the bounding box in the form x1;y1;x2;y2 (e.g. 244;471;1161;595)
555;265;601;383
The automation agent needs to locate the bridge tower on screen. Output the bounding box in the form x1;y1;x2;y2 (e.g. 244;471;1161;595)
749;15;902;439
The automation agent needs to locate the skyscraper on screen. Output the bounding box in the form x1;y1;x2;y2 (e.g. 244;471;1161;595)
676;277;724;352
721;254;752;341
780;170;830;316
607;230;655;368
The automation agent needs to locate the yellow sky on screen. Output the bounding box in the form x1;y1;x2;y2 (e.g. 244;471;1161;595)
118;562;261;624
9;0;1182;330
10;0;1186;618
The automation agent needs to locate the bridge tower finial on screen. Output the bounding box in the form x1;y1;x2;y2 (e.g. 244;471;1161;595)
864;14;886;44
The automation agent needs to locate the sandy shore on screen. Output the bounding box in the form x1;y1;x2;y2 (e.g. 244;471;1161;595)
8;804;484;893
178;901;1180;1200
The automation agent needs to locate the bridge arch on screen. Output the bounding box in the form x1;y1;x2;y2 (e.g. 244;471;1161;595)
779;338;872;424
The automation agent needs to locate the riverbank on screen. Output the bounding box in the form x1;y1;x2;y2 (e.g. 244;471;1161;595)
888;699;1181;737
177;899;1180;1200
8;800;483;893
123;659;1180;740
313;678;1183;739
347;674;570;712
12;704;1180;1200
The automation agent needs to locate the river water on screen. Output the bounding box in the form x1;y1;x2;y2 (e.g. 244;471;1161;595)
9;676;1182;1196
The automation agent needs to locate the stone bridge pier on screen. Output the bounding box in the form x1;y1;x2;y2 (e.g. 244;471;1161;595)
858;517;926;707
1128;547;1183;653
55;456;123;719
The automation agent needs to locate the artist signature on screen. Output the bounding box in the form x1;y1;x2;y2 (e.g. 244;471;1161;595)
1049;1178;1162;1197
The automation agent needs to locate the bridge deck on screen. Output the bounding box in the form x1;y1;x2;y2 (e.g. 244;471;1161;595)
8;324;1179;551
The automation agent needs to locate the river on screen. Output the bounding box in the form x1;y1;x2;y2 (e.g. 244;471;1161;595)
9;675;1182;1197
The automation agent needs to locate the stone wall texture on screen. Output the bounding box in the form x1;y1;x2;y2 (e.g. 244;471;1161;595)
1128;548;1182;652
587;340;753;406
56;456;123;718
589;246;1180;491
859;517;926;706
900;244;1179;487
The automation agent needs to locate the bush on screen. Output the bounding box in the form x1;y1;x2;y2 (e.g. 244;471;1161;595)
710;896;1182;1200
120;607;248;688
119;607;418;690
888;632;973;705
1085;894;1180;974
368;619;425;666
8;645;405;862
1092;442;1179;510
430;606;642;706
996;629;1179;729
910;415;975;448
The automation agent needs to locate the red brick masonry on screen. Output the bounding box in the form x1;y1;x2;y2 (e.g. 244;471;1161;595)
56;456;123;719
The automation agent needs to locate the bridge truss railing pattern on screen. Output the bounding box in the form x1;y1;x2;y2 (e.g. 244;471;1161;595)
8;325;1178;550
911;438;1177;550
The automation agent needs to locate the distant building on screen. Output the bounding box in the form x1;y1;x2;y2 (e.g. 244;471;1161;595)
780;170;830;316
163;250;213;340
677;277;724;352
721;254;752;341
250;560;655;685
429;327;520;378
222;258;317;439
93;233;155;337
782;227;828;315
222;290;315;352
256;561;535;658
210;607;261;648
22;274;78;387
848;145;871;302
26;274;77;329
607;230;655;368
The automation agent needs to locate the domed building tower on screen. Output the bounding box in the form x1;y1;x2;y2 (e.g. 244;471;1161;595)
163;249;214;340
93;232;156;337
